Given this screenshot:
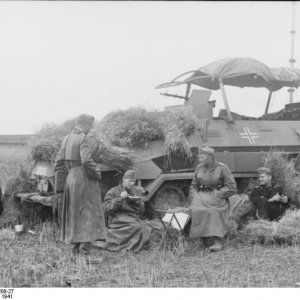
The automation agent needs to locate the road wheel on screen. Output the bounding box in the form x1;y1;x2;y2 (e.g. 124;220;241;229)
153;183;187;210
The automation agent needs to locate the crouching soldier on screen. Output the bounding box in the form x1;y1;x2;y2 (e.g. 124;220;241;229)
249;167;290;221
93;170;152;252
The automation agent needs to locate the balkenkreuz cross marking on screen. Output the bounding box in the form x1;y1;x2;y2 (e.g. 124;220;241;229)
239;127;259;145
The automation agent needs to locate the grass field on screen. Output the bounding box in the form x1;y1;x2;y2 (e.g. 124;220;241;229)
0;223;299;288
0;146;299;288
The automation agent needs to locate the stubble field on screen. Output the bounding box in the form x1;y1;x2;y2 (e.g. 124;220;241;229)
0;147;299;288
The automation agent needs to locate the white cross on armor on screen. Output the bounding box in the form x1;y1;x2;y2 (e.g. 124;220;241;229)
239;127;259;145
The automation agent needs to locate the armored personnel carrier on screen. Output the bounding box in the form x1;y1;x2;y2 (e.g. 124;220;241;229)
18;58;300;212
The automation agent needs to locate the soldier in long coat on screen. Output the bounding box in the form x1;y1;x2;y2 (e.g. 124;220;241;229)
189;147;237;251
54;114;106;255
93;170;152;252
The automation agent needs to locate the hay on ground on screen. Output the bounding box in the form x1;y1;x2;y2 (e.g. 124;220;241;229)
229;194;254;221
239;209;300;245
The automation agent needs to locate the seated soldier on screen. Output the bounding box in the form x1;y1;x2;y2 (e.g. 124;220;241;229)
94;170;152;252
249;167;290;221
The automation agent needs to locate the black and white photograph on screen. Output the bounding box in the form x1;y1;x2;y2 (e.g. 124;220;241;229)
0;0;299;294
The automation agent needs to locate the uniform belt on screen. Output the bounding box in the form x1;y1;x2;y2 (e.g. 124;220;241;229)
198;185;222;192
64;160;81;171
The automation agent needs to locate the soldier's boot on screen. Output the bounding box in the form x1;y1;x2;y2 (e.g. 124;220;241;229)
208;237;223;252
71;243;80;256
79;242;91;255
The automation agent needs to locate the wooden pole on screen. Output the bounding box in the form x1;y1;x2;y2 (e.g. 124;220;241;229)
265;91;273;114
185;83;191;101
219;79;233;122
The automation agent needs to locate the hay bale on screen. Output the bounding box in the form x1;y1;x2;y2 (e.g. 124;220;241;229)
240;209;300;245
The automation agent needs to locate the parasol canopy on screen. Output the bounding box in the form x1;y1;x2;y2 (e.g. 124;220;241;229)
270;67;300;88
157;57;279;91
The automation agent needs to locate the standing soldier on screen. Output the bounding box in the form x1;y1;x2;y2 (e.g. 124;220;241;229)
54;114;106;255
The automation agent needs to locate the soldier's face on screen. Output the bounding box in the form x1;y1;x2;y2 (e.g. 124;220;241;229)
259;173;271;186
82;123;94;134
123;178;136;189
198;154;214;165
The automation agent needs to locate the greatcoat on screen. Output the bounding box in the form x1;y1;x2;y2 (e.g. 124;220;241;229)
54;127;106;244
189;162;237;238
101;184;152;252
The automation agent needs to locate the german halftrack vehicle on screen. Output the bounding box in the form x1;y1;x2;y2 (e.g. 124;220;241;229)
17;58;300;212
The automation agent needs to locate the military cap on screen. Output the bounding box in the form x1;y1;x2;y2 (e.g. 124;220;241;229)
198;146;214;155
257;167;272;175
77;114;95;125
123;169;136;180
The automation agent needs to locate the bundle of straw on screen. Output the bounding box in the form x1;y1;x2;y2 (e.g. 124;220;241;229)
264;150;300;207
30;122;133;171
97;105;204;159
161;106;202;160
87;130;133;171
31;139;60;164
240;209;300;245
96;107;163;148
229;194;254;221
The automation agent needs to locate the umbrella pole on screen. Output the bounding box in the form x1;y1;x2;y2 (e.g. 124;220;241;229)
264;91;272;115
185;83;191;101
219;79;233;122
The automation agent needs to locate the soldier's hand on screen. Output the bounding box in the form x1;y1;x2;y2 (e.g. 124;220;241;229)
120;191;129;199
268;193;281;202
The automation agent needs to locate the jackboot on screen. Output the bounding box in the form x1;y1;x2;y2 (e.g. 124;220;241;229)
79;242;91;255
208;237;223;252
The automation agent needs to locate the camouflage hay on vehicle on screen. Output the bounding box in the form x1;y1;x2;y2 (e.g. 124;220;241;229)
30;121;133;171
239;209;300;245
31;139;61;164
161;106;202;158
96;107;163;148
163;121;192;159
87;130;133;171
96;106;203;158
264;150;300;207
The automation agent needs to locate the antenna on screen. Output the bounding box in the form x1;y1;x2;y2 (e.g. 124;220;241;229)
289;1;296;103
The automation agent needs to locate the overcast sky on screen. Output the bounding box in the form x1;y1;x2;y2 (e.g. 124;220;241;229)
0;1;299;134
